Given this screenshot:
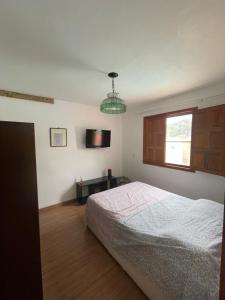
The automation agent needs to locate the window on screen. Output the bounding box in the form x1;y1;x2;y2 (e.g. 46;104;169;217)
165;114;192;167
143;108;194;171
143;105;225;175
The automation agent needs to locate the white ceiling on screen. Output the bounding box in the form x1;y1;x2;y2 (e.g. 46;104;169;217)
0;0;225;106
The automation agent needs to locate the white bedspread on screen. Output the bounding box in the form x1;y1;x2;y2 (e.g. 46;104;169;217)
86;181;223;300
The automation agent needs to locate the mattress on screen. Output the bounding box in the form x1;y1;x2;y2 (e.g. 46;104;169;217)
86;181;223;300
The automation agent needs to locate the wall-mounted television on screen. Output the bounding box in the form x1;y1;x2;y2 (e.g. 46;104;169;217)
86;129;111;148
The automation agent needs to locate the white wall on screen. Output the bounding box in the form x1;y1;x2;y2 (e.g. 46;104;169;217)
0;97;122;208
1;81;225;207
123;83;225;203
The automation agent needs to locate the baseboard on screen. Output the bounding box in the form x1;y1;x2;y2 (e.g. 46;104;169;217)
39;199;76;213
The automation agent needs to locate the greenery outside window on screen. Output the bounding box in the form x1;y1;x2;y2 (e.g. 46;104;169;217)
165;114;193;167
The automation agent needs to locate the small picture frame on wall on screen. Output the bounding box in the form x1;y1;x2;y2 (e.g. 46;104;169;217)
50;128;67;147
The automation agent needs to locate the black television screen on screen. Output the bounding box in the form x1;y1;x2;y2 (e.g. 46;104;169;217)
86;129;111;148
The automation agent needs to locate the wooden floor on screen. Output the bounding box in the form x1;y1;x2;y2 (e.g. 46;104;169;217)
39;201;148;300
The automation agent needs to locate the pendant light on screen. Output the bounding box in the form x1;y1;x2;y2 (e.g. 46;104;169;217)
100;72;126;114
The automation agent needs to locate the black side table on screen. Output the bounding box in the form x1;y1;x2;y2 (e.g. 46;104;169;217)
76;176;118;204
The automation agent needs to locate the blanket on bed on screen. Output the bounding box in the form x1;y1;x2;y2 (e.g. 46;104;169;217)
86;182;223;300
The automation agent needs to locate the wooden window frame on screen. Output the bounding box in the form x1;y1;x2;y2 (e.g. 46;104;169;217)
143;107;197;172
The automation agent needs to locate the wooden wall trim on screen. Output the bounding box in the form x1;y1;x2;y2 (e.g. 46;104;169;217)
0;89;54;104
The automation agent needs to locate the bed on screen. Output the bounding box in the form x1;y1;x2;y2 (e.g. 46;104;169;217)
86;181;223;300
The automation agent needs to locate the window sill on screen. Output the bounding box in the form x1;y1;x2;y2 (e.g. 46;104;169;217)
143;161;195;173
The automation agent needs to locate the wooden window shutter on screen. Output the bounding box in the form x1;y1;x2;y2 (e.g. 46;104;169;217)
192;104;225;176
143;115;165;165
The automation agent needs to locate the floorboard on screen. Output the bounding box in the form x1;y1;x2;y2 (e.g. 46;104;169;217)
39;201;148;300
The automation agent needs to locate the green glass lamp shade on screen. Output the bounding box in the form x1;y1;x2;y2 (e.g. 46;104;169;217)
100;92;126;114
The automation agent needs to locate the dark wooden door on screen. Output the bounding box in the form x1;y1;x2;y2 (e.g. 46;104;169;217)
220;194;225;300
1;121;43;300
